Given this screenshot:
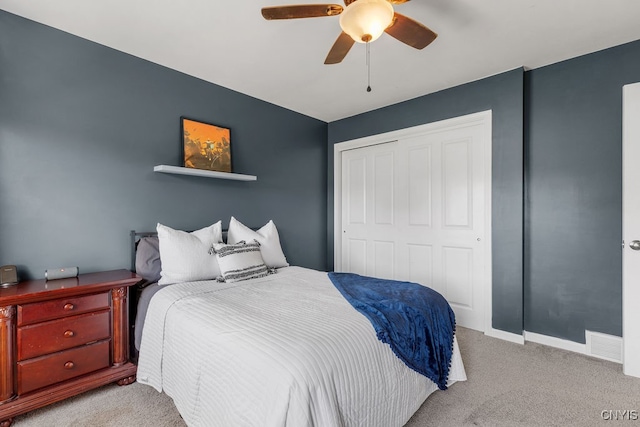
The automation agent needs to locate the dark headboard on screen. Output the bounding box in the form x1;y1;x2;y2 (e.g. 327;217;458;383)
130;231;158;273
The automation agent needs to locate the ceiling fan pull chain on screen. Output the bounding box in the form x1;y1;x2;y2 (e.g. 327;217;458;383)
366;41;372;92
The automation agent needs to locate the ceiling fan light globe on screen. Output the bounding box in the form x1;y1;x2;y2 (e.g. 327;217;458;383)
339;0;394;44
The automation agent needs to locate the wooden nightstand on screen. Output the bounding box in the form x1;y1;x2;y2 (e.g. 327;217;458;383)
0;270;140;427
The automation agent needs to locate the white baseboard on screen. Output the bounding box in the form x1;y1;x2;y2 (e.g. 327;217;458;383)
485;328;525;345
485;329;622;364
523;331;587;354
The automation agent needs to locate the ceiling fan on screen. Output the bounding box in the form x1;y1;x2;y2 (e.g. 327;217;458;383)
262;0;438;64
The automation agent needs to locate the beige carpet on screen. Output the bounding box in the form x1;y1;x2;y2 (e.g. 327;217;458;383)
12;327;640;426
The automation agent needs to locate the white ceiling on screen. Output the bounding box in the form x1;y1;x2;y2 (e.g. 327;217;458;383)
2;0;640;122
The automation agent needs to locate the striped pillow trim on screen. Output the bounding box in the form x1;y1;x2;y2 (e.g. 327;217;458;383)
216;244;261;258
222;264;270;282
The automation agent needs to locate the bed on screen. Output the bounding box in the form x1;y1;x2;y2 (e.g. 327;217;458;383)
131;219;467;427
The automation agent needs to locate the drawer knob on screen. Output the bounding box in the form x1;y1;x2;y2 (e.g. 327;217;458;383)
63;303;75;311
64;361;75;369
63;330;75;338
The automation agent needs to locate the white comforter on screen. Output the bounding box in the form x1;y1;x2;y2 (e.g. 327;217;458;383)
137;267;466;427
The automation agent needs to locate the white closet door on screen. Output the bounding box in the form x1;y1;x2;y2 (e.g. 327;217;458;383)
397;126;486;331
341;141;399;279
340;121;487;332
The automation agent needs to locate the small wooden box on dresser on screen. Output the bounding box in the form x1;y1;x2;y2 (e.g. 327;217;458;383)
0;270;140;427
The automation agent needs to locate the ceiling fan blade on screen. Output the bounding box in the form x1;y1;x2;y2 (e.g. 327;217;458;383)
325;31;356;64
384;12;437;50
262;4;343;20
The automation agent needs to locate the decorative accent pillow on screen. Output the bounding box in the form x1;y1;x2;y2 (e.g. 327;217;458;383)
157;221;223;285
227;217;289;268
135;236;162;284
212;240;270;283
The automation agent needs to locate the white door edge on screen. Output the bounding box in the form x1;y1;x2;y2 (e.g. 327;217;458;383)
333;110;493;334
623;82;640;377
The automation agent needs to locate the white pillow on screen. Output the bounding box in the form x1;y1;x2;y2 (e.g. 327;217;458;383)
227;217;289;268
213;240;270;283
157;221;223;285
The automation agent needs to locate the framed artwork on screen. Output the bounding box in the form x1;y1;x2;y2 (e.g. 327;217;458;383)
181;117;232;173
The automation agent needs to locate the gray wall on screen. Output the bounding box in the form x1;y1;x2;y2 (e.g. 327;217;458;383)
524;39;640;343
0;11;328;280
327;69;525;335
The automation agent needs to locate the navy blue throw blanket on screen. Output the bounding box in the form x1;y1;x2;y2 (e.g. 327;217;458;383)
328;272;455;390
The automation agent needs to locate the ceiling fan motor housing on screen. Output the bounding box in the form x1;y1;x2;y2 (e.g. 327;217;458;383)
339;0;394;43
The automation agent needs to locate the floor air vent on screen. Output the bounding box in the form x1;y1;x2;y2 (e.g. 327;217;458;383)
586;330;623;363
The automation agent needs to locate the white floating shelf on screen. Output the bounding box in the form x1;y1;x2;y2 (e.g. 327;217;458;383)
153;165;257;181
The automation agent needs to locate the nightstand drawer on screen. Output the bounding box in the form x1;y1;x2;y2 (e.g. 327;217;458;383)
18;292;110;326
17;340;110;395
17;310;111;361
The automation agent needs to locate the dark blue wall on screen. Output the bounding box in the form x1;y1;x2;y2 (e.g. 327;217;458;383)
0;11;328;280
524;39;640;343
328;69;525;335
